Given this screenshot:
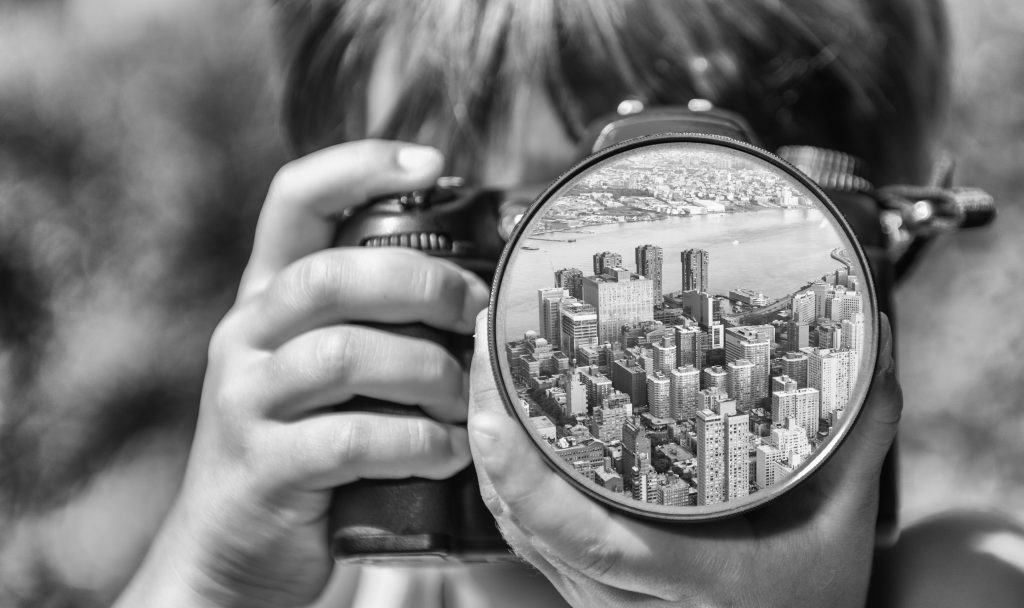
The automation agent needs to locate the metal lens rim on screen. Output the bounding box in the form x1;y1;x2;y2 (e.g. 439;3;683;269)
487;132;880;522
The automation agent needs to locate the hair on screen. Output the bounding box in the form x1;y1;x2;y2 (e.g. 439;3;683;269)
275;0;949;186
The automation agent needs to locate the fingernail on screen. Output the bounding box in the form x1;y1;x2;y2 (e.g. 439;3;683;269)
396;145;442;173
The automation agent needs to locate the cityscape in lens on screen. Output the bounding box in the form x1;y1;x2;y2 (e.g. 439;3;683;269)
501;145;868;508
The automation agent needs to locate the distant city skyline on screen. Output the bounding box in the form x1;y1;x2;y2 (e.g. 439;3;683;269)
495;143;870;512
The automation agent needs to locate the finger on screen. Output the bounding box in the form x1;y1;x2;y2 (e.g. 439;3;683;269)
245;248;489;349
269;412;471;490
467;312;660;596
240;140;444;299
261;325;468;423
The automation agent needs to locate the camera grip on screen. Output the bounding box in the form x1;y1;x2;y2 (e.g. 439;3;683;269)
328;323;511;563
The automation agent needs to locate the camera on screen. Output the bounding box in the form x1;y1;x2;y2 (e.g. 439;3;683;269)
328;103;989;561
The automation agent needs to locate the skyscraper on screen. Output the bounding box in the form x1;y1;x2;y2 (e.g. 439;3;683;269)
841;312;865;353
726;358;755;412
772;380;821;440
652;340;677;375
579;368;614;413
582;268;654;343
696;408;726;505
622;419;652;491
725;325;773;404
537;287;567;344
681;248;710;293
791;290;817;323
702;365;729;392
647;372;672;418
593;251;623;276
808;281;833;318
669;365;700;420
721;400;750;501
635;244;664;302
559;300;598;360
698;387;729;412
780;352;809;388
802;347;858;417
826;286;863;322
674;325;705;370
611;359;648;409
815;321;842;349
589;391;630;442
555;267;585;299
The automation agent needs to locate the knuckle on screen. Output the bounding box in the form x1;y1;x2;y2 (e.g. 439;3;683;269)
407;420;452;460
414;263;467;325
294;253;341;304
334;416;371;468
311;327;360;380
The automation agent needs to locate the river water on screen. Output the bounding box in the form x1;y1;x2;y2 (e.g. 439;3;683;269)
499;208;856;338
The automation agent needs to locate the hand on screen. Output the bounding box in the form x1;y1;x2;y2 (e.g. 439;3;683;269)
468;312;901;608
115;140;489;608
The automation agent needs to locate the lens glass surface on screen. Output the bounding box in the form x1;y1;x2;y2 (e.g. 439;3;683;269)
490;138;877;520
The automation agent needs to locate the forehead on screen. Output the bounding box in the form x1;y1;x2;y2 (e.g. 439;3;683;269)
367;37;577;187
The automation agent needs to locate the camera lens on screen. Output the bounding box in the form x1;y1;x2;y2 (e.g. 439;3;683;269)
488;135;877;521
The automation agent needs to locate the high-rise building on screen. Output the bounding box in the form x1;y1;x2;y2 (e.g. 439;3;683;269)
589;391;631;442
563;371;588;417
559;300;598;360
696;408;726;505
808;282;833;318
791;290;816;323
788;321;811;350
674;325;706;370
726;358;755;412
814;321;842;349
635;244;664;303
679;290;714;327
802;347;858;417
755;420;812;489
579;368;614;413
826;286;863;322
582;268;654;343
611;359;648;409
841;312;865;353
772;381;821;440
721;400;750;501
593;251;623;276
652;340;677;374
537;287;567;344
702;365;729;392
698;387;730;412
781;352;809;388
555;267;585;299
647;372;672;418
681;249;710;293
669;365;700;420
725;325;773;404
622;419;652;491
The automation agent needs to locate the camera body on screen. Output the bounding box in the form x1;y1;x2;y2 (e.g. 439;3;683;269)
330;184;514;562
329;106;899;562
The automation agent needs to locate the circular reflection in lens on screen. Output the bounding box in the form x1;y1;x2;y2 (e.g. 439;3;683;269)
489;136;878;521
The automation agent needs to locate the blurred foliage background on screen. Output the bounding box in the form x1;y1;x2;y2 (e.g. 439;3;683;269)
0;0;1021;605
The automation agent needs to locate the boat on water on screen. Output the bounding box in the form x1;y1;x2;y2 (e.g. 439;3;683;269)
521;245;540;251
